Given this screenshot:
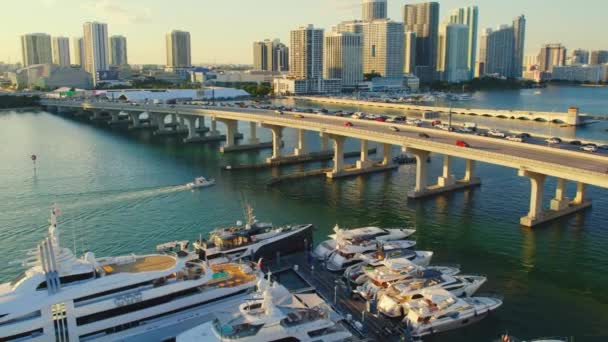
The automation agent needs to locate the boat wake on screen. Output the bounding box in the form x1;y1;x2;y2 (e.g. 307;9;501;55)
60;185;189;211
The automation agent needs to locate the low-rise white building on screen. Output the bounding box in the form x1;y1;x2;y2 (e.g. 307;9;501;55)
273;77;341;95
14;64;92;89
101;87;250;103
551;64;608;83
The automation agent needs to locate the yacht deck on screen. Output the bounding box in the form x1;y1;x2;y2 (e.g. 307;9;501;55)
103;255;177;274
209;264;257;288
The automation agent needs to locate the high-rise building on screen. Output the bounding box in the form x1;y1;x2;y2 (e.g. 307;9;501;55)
448;6;478;78
52;37;71;67
362;0;387;21
437;23;470;83
567;49;589;65
538;44;567;73
275;43;290;72
83;22;109;84
512;15;526;77
476;28;491;77
253;39;288;72
324;31;363;87
336;20;364;34
21;33;52;66
485;25;515;78
166;30;191;68
73;37;84;67
403;2;440;82
589;50;608;65
289;25;324;81
252;41;268;71
109;35;128;66
361;20;404;78
404;31;417;74
523;54;539;70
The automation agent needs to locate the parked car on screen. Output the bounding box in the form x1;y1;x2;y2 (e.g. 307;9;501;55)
581;145;598;152
343;121;353;127
570;140;582;146
545;137;562;144
389;126;400;132
506;135;524;142
456;140;470;147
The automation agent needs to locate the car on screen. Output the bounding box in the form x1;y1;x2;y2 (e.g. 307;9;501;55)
294;114;304;118
431;120;442;126
458;127;474;134
519;132;531;138
476;132;489;137
375;117;387;122
343;121;353;127
545;137;562;144
463;122;478;130
406;118;422;126
599;145;608;150
581;145;598;152
506;135;524;142
389;126;400;132
419;133;430;138
456;140;470;147
570;140;582;145
275;110;284;115
488;129;506;138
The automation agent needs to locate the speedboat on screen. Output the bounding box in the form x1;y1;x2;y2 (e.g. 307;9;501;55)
194;204;313;264
0;206;261;342
326;244;429;273
313;225;415;261
402;288;502;338
377;272;487;317
187;176;216;189
176;277;352;342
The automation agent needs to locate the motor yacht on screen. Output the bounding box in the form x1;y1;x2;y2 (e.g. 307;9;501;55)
0;206;261;342
314;225;415;261
402;288;502;338
176;277;353;342
194;205;313;265
186;176;215;189
326;244;429;273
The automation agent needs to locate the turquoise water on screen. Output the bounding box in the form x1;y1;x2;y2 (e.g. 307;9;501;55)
1;87;607;341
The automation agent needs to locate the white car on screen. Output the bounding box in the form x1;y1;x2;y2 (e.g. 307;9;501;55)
488;129;506;138
506;135;524;142
545;137;562;144
581;145;598;152
406;119;422;126
457;127;474;134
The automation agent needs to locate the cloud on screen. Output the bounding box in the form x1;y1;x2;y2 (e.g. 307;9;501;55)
81;0;152;24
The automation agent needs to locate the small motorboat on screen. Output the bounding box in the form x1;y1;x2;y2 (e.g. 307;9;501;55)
187;176;216;189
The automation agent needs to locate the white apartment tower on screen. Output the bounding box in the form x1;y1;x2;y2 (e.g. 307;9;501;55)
361;20;404;78
83;22;109;84
448;6;478;78
110;35;128;66
324;31;363;87
362;0;387;21
437;23;470;82
73;37;84;67
52;37;71;67
21;33;52;66
289;25;324;81
166;30;192;68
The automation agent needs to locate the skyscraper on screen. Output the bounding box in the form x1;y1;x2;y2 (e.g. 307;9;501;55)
110;35;128;66
538;44;567;73
21;33;52;66
253;41;267;71
448;6;478;78
437;23;470;83
52;37;71;67
73;37;84;67
512;15;526;77
336;20;364;34
485;25;515;78
275;43;290;72
404;31;417;74
567;49;589;65
476;28;491;77
289;25;324;81
362;0;387;21
361;20;404;78
83;22;109;84
589;50;608;65
403;2;440;82
166;30;191;68
324;31;363;87
253;39;288;72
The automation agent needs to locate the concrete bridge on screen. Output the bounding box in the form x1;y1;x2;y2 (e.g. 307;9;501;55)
296;96;591;125
41;99;608;227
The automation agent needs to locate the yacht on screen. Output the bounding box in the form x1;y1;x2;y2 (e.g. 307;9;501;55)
176;277;353;342
402;288;502;338
194;205;313;265
313;225;416;261
0;207;261;342
325;239;422;272
377;271;487;318
186;176;215;189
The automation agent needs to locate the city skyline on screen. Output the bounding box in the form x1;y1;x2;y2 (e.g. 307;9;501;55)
2;0;607;65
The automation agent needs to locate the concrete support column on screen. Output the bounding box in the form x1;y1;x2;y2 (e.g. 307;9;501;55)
130;112;141;127
185;116;199;140
573;182;587;205
330;135;346;175
219;119;238;148
249;122;260;144
519;170;546;227
550;178;569;211
320;132;330;152
294;129;307;156
197;116;206;129
408;148;430;194
356;139;372;169
463;160;476;182
438;155;456;187
210;117;219;135
263;125;283;162
157;114;166;130
110;111;119;122
382;143;392;166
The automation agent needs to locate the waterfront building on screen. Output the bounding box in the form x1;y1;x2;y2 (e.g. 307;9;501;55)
403;2;440;83
52;37;70;67
83;22;109;86
552;64;608;83
252;39;287;72
166;30;192;69
14;64;92;89
538;43;567;73
523;54;539;70
475;28;491;77
273;76;341;95
437;23;470;83
276;43;289;72
512;15;526;77
323;31;363;88
589;50;608;65
448;6;478;79
336;20;364;34
484;25;515;78
21;33;52;66
567;49;590;65
404;31;416;74
362;0;387;21
73;37;84;67
288;25;324;93
361;19;404;79
110;35;128;66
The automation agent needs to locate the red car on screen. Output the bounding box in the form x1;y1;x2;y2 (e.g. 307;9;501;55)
432;120;442;126
375;117;386;122
456;140;470;147
343;121;353;127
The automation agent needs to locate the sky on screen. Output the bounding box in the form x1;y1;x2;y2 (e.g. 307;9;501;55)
2;0;606;65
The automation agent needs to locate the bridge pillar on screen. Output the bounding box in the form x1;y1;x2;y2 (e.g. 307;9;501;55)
294;129;308;156
209;117;220;136
407;148;430;197
320;132;330;153
183;116;201;143
356;140;373;169
196;116;209;133
382;143;393;166
573;182;587;205
438;155;456;187
248;122;260;144
129;112;142;128
264;125;284;162
519;170;546;227
217;119;239;148
463;160;476;182
550;178;569;211
326;135;346;178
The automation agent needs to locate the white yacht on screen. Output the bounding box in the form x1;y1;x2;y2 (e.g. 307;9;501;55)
176;277;353;342
377;271;487;318
326;244;428;273
194;205;313;264
186;176;215;189
403;288;502;338
313;225;415;261
0;207;261;342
